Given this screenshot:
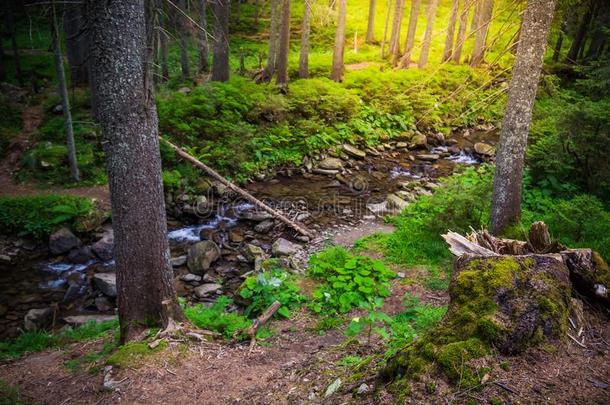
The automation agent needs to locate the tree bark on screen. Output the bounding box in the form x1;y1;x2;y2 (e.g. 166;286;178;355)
63;2;89;86
490;0;556;235
552;28;563;62
331;0;347;82
366;0;376;43
470;0;494;67
199;0;210;73
52;5;80;182
212;0;230;82
178;0;191;78
157;0;170;81
254;0;260;24
276;0;290;86
380;0;392;58
88;0;187;343
264;0;281;78
452;0;471;63
442;0;460;62
417;0;438;68
4;0;22;86
398;0;420;68
299;0;311;78
388;0;404;59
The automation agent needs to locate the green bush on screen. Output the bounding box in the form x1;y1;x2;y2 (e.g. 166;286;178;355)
0;195;94;238
239;269;304;318
183;296;252;340
0;94;22;156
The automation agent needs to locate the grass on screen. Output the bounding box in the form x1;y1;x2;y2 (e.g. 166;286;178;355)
0;379;24;405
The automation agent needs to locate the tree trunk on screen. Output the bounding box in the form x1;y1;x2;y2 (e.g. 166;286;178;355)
236;0;242;24
276;0;290;86
157;0;170;81
52;5;80;182
199;0;210;73
380;0;392;58
178;0;191;78
398;0;420;68
442;0;460;62
470;0;494;67
470;0;481;33
417;0;438;68
299;0;311;78
388;0;404;58
63;2;89;86
88;0;186;343
4;1;23;86
0;22;5;81
552;29;563;62
331;0;347;82
490;0;556;235
265;0;280;78
212;0;230;81
452;0;471;63
254;0;260;24
366;0;376;43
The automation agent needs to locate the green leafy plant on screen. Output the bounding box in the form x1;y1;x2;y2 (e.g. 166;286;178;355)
345;298;393;345
183;296;252;340
239;269;304;318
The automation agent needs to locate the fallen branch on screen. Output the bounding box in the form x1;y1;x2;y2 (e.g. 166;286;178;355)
160;138;314;238
244;300;281;351
442;231;499;257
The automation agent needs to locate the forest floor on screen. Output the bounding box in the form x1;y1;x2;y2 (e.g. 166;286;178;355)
1;221;609;404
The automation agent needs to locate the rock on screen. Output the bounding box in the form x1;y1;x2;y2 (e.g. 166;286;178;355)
171;255;187;267
194;283;222;298
474;142;495;156
24;308;53;331
272;238;299;257
561;249;609;307
0;254;11;263
244;244;265;262
318;157;344;170
325;378;342;398
178;87;191;95
312;168;339;176
427;132;445;145
396;142;409;149
410;134;428;149
357;383;370;394
95;296;113;312
93;273;117;297
181;273;202;283
49;228;80;255
187;241;221;275
386;194;409;211
52;104;63;114
366;201;387;215
238;210;273;222
228;229;245;243
92;230;114;261
255;220;275;233
68;246;94;264
342;144;366;159
417;153;440;161
63;315;117;327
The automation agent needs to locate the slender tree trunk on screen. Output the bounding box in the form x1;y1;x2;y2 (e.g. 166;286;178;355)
52;5;80;182
399;0;420;68
388;0;404;58
552;29;563;62
380;0;392;58
199;0;210;73
471;0;481;33
442;0;460;62
418;0;438;68
5;1;23;86
212;0;230;81
452;0;471;63
276;0;290;86
470;0;493;66
88;0;186;343
178;0;191;78
331;0;346;82
299;0;311;78
585;30;604;60
366;0;376;43
265;0;280;78
0;23;5;81
490;0;556;235
254;0;260;24
158;0;170;81
63;2;89;85
236;0;242;24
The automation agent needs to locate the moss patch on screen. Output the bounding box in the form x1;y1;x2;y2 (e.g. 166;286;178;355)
106;340;167;368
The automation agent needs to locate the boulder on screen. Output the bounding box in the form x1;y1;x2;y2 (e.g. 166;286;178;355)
95;296;114;312
272;238;299;257
228;229;245;243
417;154;440;161
254;219;275;233
24;308;53;331
92;230;114;261
474;142;495;156
238;210;273;222
194;283;223;298
187;241;221;275
428;132;445;145
49;228;79;255
170;255;187;267
63;315;117;327
342;144;366;159
93;273;117;297
409;134;428;149
178;87;191;95
395;142;409;149
68;246;94;264
319;157;344;170
386;194;409;211
181;273;202;283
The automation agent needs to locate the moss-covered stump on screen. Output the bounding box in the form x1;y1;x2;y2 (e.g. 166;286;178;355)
381;255;572;387
562;249;610;308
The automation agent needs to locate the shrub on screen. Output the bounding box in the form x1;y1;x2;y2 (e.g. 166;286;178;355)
183;296;252;340
239;269;304;318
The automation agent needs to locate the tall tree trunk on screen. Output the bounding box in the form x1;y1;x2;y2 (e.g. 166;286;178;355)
331;0;346;82
380;0;392;58
157;0;170;81
366;0;376;43
52;5;80;182
212;0;231;81
236;0;242;24
470;0;494;66
63;2;89;86
0;23;5;81
254;0;260;24
418;0;438;68
199;0;210;73
88;0;186;343
276;0;290;86
388;0;404;58
452;0;471;63
552;28;564;62
471;0;481;33
490;0;556;235
5;1;23;86
399;0;420;68
265;0;280;78
178;0;191;78
442;0;460;62
299;0;311;78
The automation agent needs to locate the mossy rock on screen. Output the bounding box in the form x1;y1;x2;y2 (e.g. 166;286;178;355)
382;255;572;387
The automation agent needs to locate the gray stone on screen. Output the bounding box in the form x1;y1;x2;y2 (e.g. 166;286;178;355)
194;283;222;298
68;246;94;264
239;210;273;222
417;153;440;161
272;238;299;257
342;144;366;159
410;133;428;149
93;273;117;297
178;87;191;95
474;142;495;156
92;230;114;261
386;194;409;211
312;168;339;176
396;141;409;149
171;255;187;267
49;228;79;255
187;241;221;275
95;296;114;312
255;219;275;233
318;157;344;170
24;308;53;331
63;314;117;327
181;273;202;283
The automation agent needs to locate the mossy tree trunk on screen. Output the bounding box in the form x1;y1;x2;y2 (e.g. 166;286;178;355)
178;0;191;79
380;0;393;58
265;0;281;78
399;0;420;68
299;0;311;78
442;0;460;62
452;0;471;63
63;2;89;86
157;0;170;81
388;0;404;60
366;0;376;43
212;0;230;82
198;0;210;74
331;0;347;82
470;0;493;67
276;0;291;86
417;0;438;68
566;0;594;63
490;0;556;234
88;0;187;343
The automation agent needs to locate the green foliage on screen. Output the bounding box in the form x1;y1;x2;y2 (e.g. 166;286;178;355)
106;340;167;368
345;298;393;345
0;94;22;156
336;355;364;367
308;246;395;315
0;379;24;405
0;195;94;238
183;296;252;340
239;269;304;318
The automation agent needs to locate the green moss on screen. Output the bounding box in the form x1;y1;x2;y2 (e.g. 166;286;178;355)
435;338;489;387
592;251;610;286
106;340;167;368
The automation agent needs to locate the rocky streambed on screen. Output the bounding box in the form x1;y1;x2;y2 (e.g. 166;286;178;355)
0;128;498;339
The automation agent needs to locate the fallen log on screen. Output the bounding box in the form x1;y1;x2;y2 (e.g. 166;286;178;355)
441;231;499;257
160;138;313;238
244;300;281;352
